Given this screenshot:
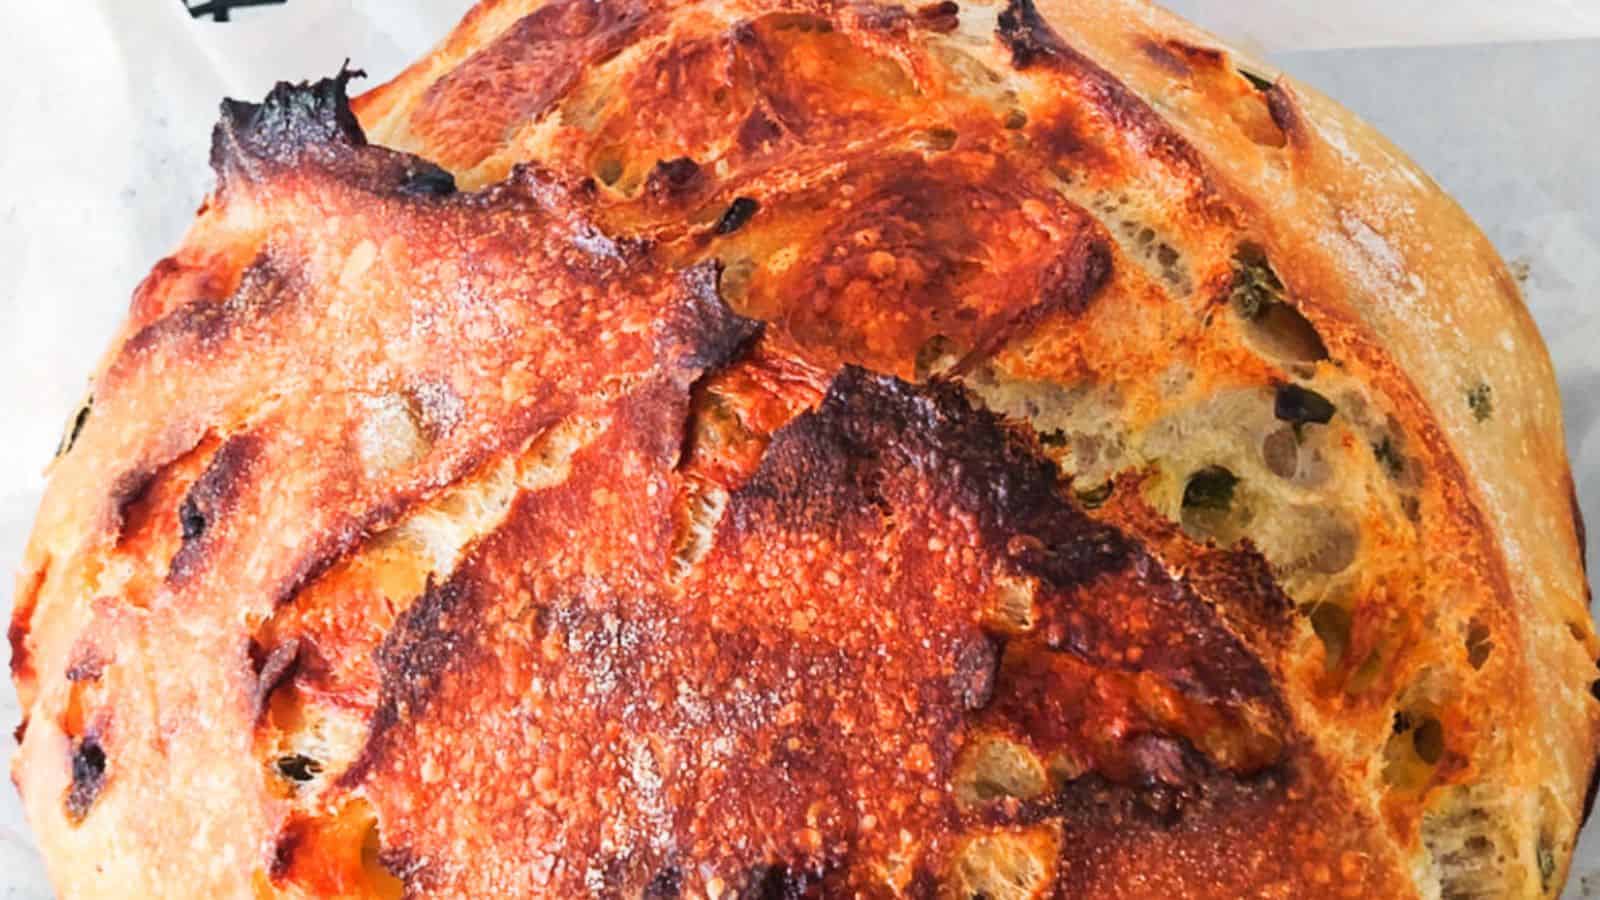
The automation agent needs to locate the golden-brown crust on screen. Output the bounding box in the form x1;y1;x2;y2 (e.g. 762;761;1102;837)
12;1;1594;897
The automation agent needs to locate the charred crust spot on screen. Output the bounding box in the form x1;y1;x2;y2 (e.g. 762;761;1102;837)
644;866;684;898
212;67;367;179
252;638;302;717
738;369;1277;703
954;633;1000;711
346;578;480;785
1569;476;1589;575
663;262;766;376
737;861;831;899
1274;384;1336;427
118;257;299;363
741;369;1144;596
109;467;159;541
644;157;704;205
398;161;458;197
1039;230;1113;318
169;434;262;584
178;495;207;542
1139;40;1190;77
846;3;911;34
996;0;1065;69
65;736;107;823
270;821;305;880
914;1;961;33
65;644;107;683
737;106;786;154
56;394;92;458
1264;86;1300;139
713;196;760;235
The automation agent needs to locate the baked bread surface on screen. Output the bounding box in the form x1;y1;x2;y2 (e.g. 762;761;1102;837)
11;0;1596;897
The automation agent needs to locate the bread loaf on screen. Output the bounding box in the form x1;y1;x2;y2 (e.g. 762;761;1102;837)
11;0;1596;896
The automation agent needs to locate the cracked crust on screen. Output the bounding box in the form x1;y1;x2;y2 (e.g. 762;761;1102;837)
10;0;1594;897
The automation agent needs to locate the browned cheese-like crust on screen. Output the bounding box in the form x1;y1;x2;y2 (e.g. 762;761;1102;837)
10;1;1595;898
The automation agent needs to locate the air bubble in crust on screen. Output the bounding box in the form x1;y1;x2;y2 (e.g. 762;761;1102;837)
1180;466;1241;543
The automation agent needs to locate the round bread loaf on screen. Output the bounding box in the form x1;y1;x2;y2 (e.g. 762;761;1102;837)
11;0;1596;896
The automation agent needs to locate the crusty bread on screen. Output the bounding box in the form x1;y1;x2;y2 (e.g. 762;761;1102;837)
11;0;1595;896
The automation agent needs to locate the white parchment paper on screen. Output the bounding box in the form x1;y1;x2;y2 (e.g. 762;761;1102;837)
0;2;1594;896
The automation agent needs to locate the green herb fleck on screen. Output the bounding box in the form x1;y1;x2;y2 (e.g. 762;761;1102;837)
1537;836;1556;890
1230;250;1283;321
1467;383;1493;423
1373;437;1405;479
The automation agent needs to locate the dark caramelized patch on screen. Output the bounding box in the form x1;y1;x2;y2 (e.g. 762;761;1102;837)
713;196;760;235
913;1;960;33
270;821;305;879
409;0;651;169
65;736;107;823
644;157;704;206
737;860;833;899
660;262;766;381
954;633;1000;711
178;496;207;542
1264;85;1301;140
398;162;458;197
355;580;478;780
65;644;107;683
644;866;684;899
730;152;1113;375
169;433;263;584
117;259;300;365
996;0;1067;70
211;67;367;180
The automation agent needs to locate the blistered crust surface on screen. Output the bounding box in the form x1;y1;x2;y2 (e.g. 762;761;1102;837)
10;0;1595;898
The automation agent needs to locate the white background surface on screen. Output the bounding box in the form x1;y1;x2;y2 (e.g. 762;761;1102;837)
0;1;1595;896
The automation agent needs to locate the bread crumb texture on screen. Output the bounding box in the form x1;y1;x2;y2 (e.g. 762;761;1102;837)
10;0;1595;897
